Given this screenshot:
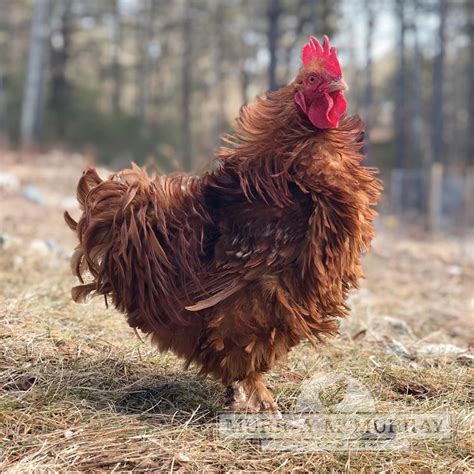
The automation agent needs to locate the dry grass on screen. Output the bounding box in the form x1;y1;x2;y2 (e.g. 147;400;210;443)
0;152;473;471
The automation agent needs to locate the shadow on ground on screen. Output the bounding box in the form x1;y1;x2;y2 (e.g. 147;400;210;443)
114;375;224;417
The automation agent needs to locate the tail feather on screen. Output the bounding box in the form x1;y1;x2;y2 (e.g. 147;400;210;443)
65;167;211;333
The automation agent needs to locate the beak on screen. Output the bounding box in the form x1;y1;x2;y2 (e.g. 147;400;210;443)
327;78;348;93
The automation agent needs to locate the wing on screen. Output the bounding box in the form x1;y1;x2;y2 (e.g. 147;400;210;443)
186;179;313;311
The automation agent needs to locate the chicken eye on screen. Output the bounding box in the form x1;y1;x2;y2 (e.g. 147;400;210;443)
308;75;316;84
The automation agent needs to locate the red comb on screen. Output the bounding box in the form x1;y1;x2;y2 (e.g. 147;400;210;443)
302;35;342;77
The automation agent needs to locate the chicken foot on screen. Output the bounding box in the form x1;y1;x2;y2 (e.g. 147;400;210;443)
226;374;279;412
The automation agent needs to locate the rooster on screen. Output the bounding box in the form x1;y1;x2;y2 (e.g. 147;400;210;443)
65;36;381;412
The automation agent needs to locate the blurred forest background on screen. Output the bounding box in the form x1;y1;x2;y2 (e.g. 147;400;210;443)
0;0;473;230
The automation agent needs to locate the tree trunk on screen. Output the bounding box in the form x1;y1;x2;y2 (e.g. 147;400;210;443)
363;0;375;160
181;0;193;170
411;5;424;169
20;0;52;148
111;0;122;114
460;0;473;234
0;5;9;146
49;0;73;140
428;0;448;232
282;0;308;83
267;0;281;91
0;59;7;146
431;0;448;165
135;0;155;124
394;0;407;169
467;0;474;167
411;2;427;213
213;1;227;143
428;162;443;233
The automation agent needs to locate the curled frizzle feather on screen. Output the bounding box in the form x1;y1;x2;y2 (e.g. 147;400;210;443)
65;166;213;332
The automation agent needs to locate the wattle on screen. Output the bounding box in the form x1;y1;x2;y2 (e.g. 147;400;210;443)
296;90;347;130
327;91;347;126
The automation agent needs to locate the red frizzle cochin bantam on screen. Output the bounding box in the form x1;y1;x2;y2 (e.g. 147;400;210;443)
65;36;381;412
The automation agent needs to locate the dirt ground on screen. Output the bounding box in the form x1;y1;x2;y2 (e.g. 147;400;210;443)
0;151;472;471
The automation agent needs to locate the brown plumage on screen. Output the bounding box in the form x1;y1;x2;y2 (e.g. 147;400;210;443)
65;37;381;412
